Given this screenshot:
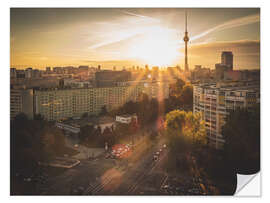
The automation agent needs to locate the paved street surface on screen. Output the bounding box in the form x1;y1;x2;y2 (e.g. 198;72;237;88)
34;136;218;195
33;127;223;196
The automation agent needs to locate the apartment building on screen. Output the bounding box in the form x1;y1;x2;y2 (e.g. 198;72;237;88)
10;88;34;120
34;81;169;121
193;81;260;149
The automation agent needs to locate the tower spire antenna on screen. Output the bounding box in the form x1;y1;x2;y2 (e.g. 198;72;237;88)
185;10;187;32
183;9;189;72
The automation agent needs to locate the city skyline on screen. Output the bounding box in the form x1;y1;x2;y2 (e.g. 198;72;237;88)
11;8;260;70
10;8;261;196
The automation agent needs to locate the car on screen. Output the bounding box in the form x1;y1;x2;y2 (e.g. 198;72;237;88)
155;151;160;155
162;185;169;190
24;178;32;182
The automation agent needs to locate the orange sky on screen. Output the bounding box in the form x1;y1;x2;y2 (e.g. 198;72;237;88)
10;8;260;70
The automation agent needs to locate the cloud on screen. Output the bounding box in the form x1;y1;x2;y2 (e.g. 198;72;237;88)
88;32;142;50
187;40;260;69
87;10;162;50
190;40;260;52
191;13;260;41
119;10;160;23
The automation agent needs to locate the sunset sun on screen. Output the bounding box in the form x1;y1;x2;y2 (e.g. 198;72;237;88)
128;26;182;67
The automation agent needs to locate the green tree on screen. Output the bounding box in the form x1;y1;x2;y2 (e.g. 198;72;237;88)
122;101;139;114
53;127;66;154
138;93;150;126
149;98;159;122
223;105;260;174
165;110;207;151
79;125;95;143
170;78;185;97
102;127;114;146
180;84;193;107
100;105;108;116
164;110;207;173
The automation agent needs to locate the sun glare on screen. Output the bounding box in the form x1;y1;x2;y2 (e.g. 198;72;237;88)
128;26;182;67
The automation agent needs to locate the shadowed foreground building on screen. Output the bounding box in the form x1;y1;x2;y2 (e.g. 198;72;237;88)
193;81;260;149
10;88;34;120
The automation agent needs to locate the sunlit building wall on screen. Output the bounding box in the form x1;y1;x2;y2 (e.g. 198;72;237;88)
193;81;260;149
34;81;169;121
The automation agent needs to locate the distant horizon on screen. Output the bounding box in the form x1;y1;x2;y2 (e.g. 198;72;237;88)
10;65;260;72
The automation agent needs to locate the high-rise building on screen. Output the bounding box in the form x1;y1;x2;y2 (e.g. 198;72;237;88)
221;51;233;70
183;11;189;72
53;67;63;74
215;63;229;80
215;52;234;80
10;88;34;119
46;67;51;73
32;69;41;78
191;65;211;81
16;70;25;78
25;67;33;78
10;68;17;78
193;81;260;149
78;65;89;73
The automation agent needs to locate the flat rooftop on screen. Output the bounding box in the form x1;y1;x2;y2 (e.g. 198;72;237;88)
195;81;260;92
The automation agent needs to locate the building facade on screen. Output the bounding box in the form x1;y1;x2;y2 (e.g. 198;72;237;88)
10;88;34;120
34;81;169;121
193;81;260;149
116;114;138;124
95;70;132;87
221;51;233;70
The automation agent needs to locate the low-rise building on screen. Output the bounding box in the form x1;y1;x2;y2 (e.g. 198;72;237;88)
95;116;115;133
116;114;138;124
55;122;80;134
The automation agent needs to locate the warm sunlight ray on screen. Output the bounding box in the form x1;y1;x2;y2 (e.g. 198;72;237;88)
128;26;182;67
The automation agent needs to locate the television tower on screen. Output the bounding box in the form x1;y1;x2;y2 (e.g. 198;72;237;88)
183;10;189;72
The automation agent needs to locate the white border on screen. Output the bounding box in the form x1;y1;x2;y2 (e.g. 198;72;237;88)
2;0;270;203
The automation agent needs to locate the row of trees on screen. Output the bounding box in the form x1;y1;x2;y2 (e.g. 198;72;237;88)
165;110;207;148
109;94;159;128
164;110;207;172
78;118;139;148
95;78;193;129
11;113;71;176
223;104;260;174
164;105;260;193
165;78;193;113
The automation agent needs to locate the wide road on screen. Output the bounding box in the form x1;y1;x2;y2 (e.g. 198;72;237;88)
88;140;168;195
36;136;167;195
